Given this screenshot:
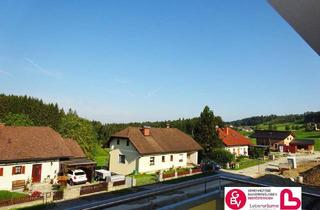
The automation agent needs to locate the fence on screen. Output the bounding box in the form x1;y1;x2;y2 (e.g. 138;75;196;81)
162;173;175;179
0;195;43;207
80;182;108;195
53;191;64;201
162;167;203;180
112;180;126;187
177;170;190;176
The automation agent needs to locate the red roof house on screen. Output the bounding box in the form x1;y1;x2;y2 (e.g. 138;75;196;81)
217;127;253;156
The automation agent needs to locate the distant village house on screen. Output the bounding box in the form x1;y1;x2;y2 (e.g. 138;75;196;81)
217;127;252;156
250;130;315;153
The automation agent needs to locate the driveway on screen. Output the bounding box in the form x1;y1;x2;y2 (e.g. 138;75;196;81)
220;152;320;178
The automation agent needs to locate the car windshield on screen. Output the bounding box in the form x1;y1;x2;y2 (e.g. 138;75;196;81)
75;172;85;175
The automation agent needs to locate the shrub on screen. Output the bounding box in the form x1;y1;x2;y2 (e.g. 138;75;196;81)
208;148;235;165
236;155;246;162
249;147;265;159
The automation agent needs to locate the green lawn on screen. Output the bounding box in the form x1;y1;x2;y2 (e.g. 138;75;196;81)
131;174;157;186
93;147;110;167
232;158;265;170
257;123;304;131
0;190;26;201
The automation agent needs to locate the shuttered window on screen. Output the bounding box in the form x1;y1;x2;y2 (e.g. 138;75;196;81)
12;166;25;175
0;168;3;176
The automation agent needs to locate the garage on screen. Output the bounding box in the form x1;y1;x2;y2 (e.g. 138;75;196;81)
60;158;97;183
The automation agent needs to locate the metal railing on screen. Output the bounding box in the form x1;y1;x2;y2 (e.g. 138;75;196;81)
67;173;320;210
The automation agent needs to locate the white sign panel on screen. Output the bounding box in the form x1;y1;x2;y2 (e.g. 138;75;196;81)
224;187;301;210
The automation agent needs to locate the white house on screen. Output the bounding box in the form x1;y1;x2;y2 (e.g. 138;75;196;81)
217;127;253;156
107;127;203;175
0;125;91;191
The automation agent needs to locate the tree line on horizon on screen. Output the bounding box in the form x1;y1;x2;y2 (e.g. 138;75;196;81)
0;94;225;159
230;112;320;127
2;94;318;161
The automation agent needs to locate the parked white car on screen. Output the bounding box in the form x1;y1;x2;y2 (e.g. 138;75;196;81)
94;169;125;182
67;169;87;185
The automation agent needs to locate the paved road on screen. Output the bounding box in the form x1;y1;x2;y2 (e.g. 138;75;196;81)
220;152;320;178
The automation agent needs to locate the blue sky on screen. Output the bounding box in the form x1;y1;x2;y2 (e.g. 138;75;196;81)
0;0;319;123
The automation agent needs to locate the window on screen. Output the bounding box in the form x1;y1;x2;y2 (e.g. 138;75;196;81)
162;156;165;162
179;154;183;162
0;168;3;176
117;139;120;145
12;166;25;175
170;155;173;161
126;140;130;146
119;155;125;164
150;157;155;166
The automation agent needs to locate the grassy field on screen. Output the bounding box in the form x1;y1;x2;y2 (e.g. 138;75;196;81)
232;158;265;170
256;123;304;131
131;173;157;186
238;130;256;144
93;147;110;167
0;190;26;201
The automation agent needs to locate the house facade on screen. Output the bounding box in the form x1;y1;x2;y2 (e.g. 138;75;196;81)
0;160;60;191
0;125;91;191
217;127;252;156
250;130;294;151
107;127;202;175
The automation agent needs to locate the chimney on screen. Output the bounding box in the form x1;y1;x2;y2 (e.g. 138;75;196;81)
141;126;150;136
225;127;229;135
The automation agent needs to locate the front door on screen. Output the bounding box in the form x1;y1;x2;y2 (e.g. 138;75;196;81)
32;164;42;183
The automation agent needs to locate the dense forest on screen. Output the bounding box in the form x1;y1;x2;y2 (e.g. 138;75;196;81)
230;112;320;126
0;94;64;129
0;94;224;158
0;94;97;159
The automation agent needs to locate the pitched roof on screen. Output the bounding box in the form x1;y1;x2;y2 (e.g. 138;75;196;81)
64;138;86;158
0;126;80;162
110;127;202;155
217;127;253;146
250;130;294;139
290;139;315;146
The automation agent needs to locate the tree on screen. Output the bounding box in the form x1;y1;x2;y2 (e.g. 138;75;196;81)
285;125;290;131
194;106;223;155
58;113;98;159
208;148;235;165
1;112;34;126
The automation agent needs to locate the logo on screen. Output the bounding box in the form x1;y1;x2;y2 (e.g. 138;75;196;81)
280;189;301;209
225;187;301;210
225;189;246;209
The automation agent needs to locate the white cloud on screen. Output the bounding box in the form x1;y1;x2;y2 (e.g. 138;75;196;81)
23;57;62;78
145;88;161;98
0;70;11;76
113;77;130;85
